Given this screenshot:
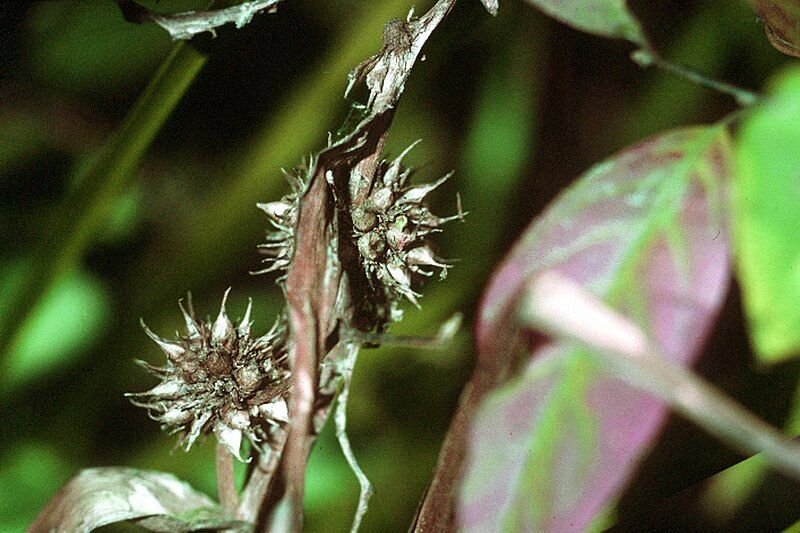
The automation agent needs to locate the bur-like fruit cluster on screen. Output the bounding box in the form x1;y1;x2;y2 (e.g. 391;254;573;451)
255;169;304;276
257;143;457;315
128;291;290;460
348;142;456;307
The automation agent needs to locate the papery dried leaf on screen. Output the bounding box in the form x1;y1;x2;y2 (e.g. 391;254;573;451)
347;0;457;116
523;0;647;44
428;126;732;533
29;467;243;532
748;0;800;57
116;0;282;41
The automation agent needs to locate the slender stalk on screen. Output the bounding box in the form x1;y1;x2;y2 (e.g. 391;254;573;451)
334;346;373;533
216;443;239;512
0;42;206;365
632;49;761;107
352;313;462;349
237;435;286;525
522;272;800;480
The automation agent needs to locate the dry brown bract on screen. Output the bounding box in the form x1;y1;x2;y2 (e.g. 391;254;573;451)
128;290;290;461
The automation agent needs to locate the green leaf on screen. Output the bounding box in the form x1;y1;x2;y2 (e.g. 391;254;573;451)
523;0;646;45
1;263;109;388
30;467;245;532
734;65;800;363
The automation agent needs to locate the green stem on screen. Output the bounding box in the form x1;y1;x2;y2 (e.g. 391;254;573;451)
0;43;206;363
632;49;761;107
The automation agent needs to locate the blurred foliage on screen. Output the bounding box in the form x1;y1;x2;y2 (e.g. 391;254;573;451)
25;2;170;95
2;263;110;388
734;65;800;364
0;442;72;533
0;0;798;531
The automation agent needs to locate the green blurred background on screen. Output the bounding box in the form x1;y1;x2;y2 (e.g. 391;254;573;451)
0;0;798;531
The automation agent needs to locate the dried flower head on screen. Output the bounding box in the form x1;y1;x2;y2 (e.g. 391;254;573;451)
128;290;290;460
350;141;458;307
255;167;306;276
255;142;458;330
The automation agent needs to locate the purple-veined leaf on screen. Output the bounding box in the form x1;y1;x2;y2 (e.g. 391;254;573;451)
747;0;800;57
30;467;244;532
461;126;733;531
523;0;647;45
521;272;800;480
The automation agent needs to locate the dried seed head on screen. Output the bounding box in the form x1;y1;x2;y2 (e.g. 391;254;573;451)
128;292;290;460
254;169;306;277
254;142;458;333
351;142;455;312
352;206;378;232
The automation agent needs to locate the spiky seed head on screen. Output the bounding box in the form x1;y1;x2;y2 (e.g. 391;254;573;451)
349;142;455;314
128;293;290;461
255;170;305;277
352;206;378;232
255;141;458;333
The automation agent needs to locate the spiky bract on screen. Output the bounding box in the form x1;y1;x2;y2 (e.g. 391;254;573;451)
349;141;457;308
255;167;306;276
129;290;290;461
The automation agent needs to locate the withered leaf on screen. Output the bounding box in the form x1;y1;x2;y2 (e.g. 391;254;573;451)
748;1;800;57
29;467;243;532
116;0;282;41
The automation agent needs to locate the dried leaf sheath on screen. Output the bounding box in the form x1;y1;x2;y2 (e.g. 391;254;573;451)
282;157;339;530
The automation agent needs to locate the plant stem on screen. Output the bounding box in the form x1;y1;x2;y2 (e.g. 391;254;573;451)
0;43;206;365
334;346;372;533
632;49;761;107
522;272;800;481
237;432;286;524
216;443;239;512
